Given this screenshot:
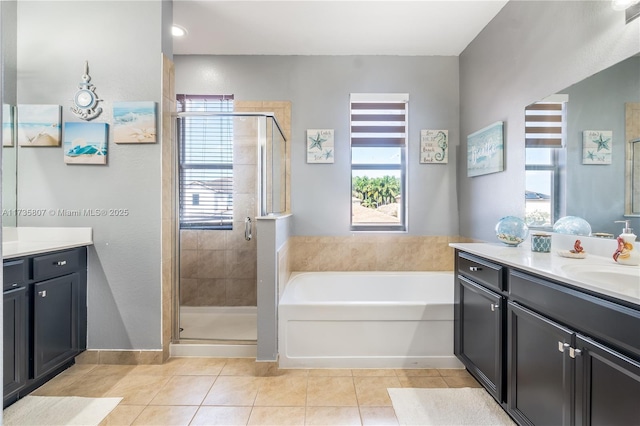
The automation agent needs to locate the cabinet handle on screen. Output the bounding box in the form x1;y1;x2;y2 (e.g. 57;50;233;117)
570;347;583;358
469;266;482;272
558;342;570;353
490;303;500;312
38;290;47;298
55;260;67;266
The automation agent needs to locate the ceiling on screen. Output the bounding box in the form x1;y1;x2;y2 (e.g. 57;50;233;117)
172;0;510;56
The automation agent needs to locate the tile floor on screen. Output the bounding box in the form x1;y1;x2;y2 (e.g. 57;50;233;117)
29;357;481;425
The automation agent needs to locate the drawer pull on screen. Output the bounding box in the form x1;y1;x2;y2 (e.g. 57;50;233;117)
469;266;482;272
11;283;18;287
38;290;47;298
558;342;570;353
570;348;583;358
490;303;500;312
55;260;67;266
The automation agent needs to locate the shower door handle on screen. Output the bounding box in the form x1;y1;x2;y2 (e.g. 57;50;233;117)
245;217;252;241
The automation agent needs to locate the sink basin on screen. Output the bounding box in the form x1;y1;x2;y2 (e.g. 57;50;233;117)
559;263;640;299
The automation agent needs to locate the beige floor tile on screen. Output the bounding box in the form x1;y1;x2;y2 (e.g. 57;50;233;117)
219;358;256;376
202;376;262;406
60;363;99;375
30;373;86;396
309;369;353;377
58;373;127;398
254;376;307;406
393;368;440;377
149;375;216;405
86;365;137;377
131;405;198;426
443;376;482;388
437;368;470;377
305;406;362;425
103;375;172;405
99;405;145;426
359;406;399;426
307;376;358;406
169;357;228;376
248;406;306;425
353;377;401;406
277;368;310;376
190;406;252;426
397;376;449;388
352;369;396;377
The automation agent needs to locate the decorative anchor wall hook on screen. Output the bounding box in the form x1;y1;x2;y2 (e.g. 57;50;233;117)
70;60;103;120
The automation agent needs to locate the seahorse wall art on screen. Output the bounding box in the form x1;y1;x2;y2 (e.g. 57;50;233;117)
420;129;448;164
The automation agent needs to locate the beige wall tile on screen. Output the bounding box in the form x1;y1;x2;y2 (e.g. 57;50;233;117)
197;230;226;250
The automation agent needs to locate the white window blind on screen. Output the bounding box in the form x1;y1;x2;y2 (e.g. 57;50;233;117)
350;93;408;231
525;100;566;148
177;94;234;229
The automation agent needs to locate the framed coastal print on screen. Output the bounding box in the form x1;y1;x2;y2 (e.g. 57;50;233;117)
420;129;448;164
17;104;62;147
582;130;612;164
467;121;504;177
306;129;334;163
113;101;157;144
64;122;109;165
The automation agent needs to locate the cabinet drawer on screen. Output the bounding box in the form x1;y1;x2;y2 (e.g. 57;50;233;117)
509;269;640;361
3;259;27;291
33;249;82;281
457;252;504;292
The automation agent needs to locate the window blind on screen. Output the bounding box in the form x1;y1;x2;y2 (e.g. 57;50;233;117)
350;93;408;147
177;94;234;229
525;102;565;148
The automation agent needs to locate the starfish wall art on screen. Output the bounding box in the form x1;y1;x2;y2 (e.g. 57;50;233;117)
306;129;334;163
582;130;612;164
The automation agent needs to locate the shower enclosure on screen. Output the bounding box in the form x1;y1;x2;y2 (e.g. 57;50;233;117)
173;112;286;345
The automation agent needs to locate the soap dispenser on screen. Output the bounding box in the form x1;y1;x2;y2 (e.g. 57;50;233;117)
613;220;640;266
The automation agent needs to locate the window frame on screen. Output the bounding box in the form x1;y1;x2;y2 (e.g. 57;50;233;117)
350;93;408;232
177;94;234;230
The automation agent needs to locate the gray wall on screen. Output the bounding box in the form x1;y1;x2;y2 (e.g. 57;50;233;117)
2;0;17;226
459;0;640;242
174;55;460;236
15;1;167;349
564;57;640;235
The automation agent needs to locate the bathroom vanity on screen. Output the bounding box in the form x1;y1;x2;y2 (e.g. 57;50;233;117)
451;242;640;426
3;227;92;408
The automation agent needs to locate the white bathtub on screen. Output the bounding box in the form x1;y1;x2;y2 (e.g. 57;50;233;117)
278;271;463;369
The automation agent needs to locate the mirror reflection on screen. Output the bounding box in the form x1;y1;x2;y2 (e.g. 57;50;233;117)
526;54;640;236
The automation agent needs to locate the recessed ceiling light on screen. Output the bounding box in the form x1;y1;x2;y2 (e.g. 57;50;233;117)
172;25;187;37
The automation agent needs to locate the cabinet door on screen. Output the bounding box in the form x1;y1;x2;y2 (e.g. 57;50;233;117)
3;286;27;404
575;335;640;426
508;302;573;426
456;275;504;402
33;273;79;379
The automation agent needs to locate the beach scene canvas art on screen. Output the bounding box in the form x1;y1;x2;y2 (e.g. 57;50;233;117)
113;101;157;143
17;104;61;147
467;121;504;177
64;122;108;165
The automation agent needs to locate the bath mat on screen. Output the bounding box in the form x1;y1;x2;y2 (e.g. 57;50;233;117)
3;396;122;426
388;388;516;425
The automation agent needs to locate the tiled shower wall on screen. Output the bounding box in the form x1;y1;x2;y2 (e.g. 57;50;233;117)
276;235;475;298
180;101;291;307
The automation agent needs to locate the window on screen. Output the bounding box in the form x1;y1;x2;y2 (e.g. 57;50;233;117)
524;99;566;228
350;93;408;231
177;94;234;229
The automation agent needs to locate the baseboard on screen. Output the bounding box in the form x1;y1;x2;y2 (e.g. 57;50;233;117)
76;349;164;365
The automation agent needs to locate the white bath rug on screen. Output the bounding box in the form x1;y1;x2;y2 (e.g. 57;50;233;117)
388;387;516;425
3;396;122;426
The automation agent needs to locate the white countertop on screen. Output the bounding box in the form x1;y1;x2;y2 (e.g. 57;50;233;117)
450;240;640;307
3;227;93;259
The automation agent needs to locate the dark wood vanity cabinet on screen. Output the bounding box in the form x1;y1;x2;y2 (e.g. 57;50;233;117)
455;249;640;426
454;252;506;404
3;246;87;408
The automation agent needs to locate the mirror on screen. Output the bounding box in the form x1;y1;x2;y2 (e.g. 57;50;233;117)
1;0;18;227
526;54;640;236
